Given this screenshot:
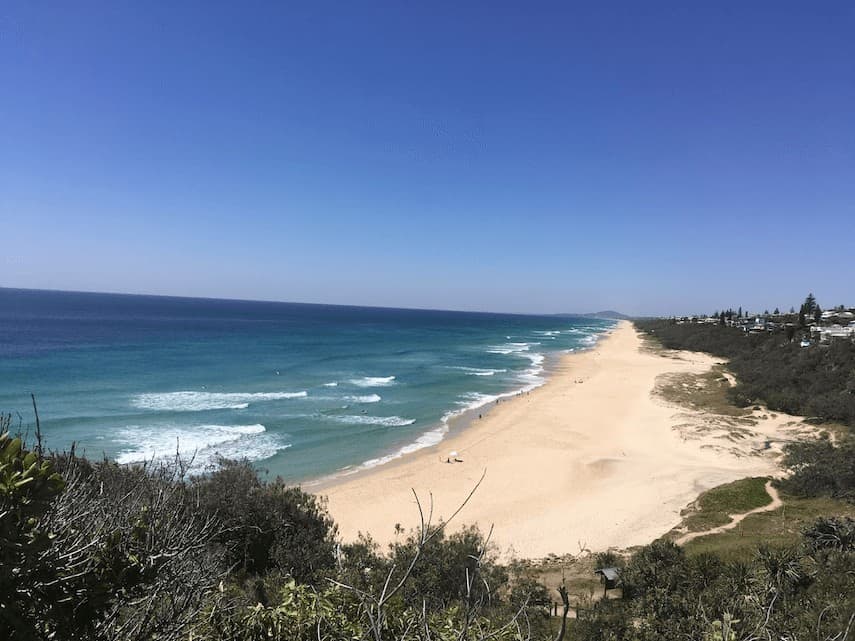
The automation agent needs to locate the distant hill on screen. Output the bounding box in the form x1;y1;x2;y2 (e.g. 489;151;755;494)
554;310;633;321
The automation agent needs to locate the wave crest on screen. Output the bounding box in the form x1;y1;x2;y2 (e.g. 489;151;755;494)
349;376;396;387
115;423;290;469
344;394;382;403
132;390;308;412
331;415;415;427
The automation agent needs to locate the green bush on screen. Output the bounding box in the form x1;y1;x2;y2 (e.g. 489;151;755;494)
779;438;855;502
0;432;66;639
1;433;222;641
387;524;508;611
194;458;337;584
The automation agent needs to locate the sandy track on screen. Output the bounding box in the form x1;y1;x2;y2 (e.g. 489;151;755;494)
676;481;782;545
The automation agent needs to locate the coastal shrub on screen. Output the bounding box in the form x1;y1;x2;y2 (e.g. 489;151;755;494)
0;431;222;641
194;458;337;584
198;579;363;641
571;600;633;641
388;524;509;611
779;438;855;502
6;412;855;640
508;575;551;613
619;539;687;599
201;581;533;641
803;516;855;551
579;529;855;641
335;532;394;596
594;550;625;570
0;429;66;639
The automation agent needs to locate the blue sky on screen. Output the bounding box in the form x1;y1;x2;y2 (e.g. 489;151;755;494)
2;2;853;315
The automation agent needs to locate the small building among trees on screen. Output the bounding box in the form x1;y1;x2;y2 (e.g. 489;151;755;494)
594;567;621;596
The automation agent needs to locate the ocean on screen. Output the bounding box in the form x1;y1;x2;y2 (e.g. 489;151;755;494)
0;288;614;482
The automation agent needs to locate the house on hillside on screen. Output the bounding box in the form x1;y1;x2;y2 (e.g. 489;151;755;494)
818;310;855;325
741;317;772;333
811;324;855;344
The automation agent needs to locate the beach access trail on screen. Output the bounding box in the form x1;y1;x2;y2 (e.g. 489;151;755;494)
675;481;783;546
312;322;810;559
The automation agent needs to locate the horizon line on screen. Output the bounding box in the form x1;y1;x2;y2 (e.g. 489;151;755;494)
0;285;625;320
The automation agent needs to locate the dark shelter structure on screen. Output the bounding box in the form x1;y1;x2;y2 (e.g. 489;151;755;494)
594;567;620;596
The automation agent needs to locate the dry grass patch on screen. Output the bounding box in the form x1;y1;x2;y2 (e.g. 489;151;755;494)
654;365;750;417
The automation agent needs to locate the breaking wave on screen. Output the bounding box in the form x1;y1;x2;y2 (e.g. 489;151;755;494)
349;376;396;387
330;415;416;427
115;423;290;469
132;390;307;412
452;366;508;376
343;394;382;403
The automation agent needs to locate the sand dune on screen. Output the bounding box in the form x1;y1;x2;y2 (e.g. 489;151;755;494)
310;322;812;559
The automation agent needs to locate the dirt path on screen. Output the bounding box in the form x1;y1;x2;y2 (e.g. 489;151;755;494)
676;480;782;545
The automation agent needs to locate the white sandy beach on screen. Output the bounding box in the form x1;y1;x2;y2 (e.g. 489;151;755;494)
311;322;812;559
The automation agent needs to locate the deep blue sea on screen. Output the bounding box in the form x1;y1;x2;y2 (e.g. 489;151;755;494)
0;289;614;482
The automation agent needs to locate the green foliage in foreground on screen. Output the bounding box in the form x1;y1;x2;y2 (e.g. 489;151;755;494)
3;415;854;640
194;458;338;584
0;427;550;640
0;432;66;636
1;428;223;641
574;528;855;641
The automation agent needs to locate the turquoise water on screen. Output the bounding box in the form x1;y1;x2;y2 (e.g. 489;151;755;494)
0;288;614;482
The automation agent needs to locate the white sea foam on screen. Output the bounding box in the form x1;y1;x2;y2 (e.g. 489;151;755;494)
322;382;338;387
115;423;290;469
485;341;546;389
330;415;416;427
451;366;508;376
132;390;307;412
334;366;553;481
344;394;382;403
332;327;610;480
487;342;531;354
353;425;448;472
517;352;546;387
526;352;545;367
455;392;498;410
349;376;396;387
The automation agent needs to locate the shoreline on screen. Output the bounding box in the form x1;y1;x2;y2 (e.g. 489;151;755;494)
303;323;617;491
312;321;815;559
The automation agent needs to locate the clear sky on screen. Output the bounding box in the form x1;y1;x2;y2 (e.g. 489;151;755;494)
2;2;853;316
